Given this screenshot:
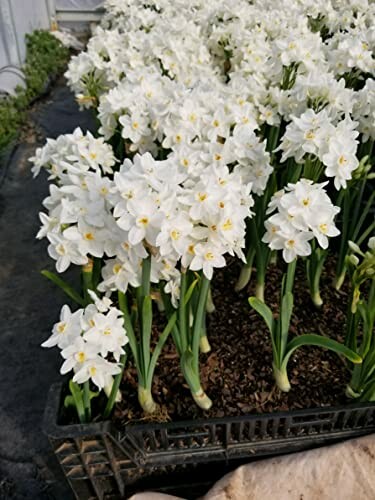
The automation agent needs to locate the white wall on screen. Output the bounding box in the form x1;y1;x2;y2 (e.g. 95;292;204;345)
0;0;51;67
55;0;103;9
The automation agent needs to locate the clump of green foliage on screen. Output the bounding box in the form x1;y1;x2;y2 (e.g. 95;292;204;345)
0;30;70;153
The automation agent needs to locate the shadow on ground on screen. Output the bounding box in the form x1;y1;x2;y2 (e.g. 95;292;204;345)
0;78;96;500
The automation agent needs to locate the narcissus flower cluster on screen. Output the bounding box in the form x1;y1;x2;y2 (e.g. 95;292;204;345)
33;0;374;418
264;179;340;262
43;292;128;391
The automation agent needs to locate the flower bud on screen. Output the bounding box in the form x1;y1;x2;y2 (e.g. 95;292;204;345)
348;241;362;255
348;254;359;266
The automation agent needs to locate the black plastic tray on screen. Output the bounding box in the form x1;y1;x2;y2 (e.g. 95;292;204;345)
44;383;375;499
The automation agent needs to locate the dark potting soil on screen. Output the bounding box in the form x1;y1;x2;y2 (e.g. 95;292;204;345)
114;256;352;426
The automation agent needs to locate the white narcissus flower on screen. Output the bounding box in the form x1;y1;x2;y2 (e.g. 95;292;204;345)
73;357;121;390
63;221;108;259
83;307;127;360
42;299;129;391
189;243;226;280
47;233;88;273
60;337;99;375
156;213;194;257
42;305;83;350
322;138;359;190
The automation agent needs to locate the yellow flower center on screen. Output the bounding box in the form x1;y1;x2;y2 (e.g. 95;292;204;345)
113;263;122;274
338;155;347;166
57;322;66;333
77;352;86;363
222;219;233;231
90;152;97;160
89;366;97;376
171;230;180;240
287;239;295;248
213;119;220;128
214;154;222;161
319;223;328;234
188;244;195;255
198;193;207;202
219;201;225;209
139;217;149;226
305;130;315;140
56;244;66;255
205;252;215;261
182;158;189;167
84;232;95;241
103;328;111;336
132;122;139;129
302;198;310;206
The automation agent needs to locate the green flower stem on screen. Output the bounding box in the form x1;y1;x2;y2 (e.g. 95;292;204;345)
199;311;211;353
118;291;142;384
83;381;91;422
103;354;127;419
179;271;188;353
178;274;212;410
206;286;216;313
307;248;327;308
235;247;255;292
69;380;86;423
192;276;211;374
284;259;297;296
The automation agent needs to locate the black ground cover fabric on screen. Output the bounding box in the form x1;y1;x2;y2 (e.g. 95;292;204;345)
0;79;95;500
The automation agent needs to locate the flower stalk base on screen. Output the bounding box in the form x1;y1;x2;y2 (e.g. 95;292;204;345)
138;386;158;414
235;265;252;292
335;272;346;291
273;365;291;392
191;387;212;410
200;335;211;354
256;282;265;302
312;290;323;308
345;384;361;399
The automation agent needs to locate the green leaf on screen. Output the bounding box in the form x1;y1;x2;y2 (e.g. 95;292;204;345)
64;395;75;408
280;292;294;341
141;295;153;372
92;257;102;290
282;334;362;374
249;297;274;334
183;278;199;307
180;350;201;394
41;270;85;306
103;353;127;419
68;380;86;423
146;310;178;389
118;291;141;381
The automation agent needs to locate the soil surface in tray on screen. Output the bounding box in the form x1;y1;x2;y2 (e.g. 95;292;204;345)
114;256;352;425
